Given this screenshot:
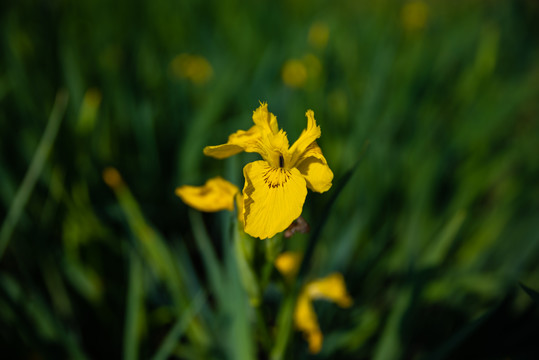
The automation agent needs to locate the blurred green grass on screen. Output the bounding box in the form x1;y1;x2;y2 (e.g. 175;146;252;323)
1;0;539;359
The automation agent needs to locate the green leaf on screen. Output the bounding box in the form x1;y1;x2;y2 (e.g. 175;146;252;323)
519;283;539;303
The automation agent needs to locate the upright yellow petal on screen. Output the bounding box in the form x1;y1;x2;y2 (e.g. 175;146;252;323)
203;126;262;159
252;102;279;134
289;110;321;166
296;142;333;193
175;177;239;212
305;273;353;308
253;130;291;168
294;291;323;354
242;161;307;239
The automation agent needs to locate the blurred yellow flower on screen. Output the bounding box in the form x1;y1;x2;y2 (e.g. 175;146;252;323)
282;54;323;89
103;166;124;189
274;251;302;279
295;291;323;353
308;22;330;50
78;88;102;134
282;59;308;88
401;1;429;32
204;103;333;239
275;252;353;354
175;177;239;212
170;53;213;85
306;273;353;308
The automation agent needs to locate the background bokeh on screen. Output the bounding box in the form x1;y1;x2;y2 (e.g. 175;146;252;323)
1;0;539;359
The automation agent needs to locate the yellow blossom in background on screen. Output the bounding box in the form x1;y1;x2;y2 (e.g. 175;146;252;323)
78;88;102;134
204;103;333;239
401;1;429;32
275;253;353;354
103;166;124;189
306;273;353;308
296;274;353;353
175;177;246;227
282;59;308;88
308;21;330;50
170;53;213;85
295;291;323;353
175;177;239;212
274;251;302;279
282;54;323;89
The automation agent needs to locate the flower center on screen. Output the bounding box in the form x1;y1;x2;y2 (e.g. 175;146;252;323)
262;167;291;189
279;154;284;168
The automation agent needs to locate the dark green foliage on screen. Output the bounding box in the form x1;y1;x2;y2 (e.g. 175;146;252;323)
1;0;539;359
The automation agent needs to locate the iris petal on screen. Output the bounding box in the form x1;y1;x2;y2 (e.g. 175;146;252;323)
203;126;261;159
289;110;321;166
242;161;307;239
296;142;333;193
175;177;239;212
305;273;353;308
252;102;279;135
203;103;280;159
294;292;323;354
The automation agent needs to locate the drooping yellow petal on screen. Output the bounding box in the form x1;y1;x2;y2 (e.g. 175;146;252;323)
293;273;352;353
203;126;262;159
275;251;302;279
252;102;279;134
242;161;307;239
175;177;239;212
289;110;321;166
296;142;333;193
294;291;323;354
305;273;353;308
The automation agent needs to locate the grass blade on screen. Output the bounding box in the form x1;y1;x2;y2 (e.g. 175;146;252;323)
123;250;144;360
519;283;539;303
152;290;206;360
0;90;68;260
189;210;224;297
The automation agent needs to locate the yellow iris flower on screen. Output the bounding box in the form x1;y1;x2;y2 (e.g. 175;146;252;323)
175;176;239;212
204;103;334;239
275;252;353;354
